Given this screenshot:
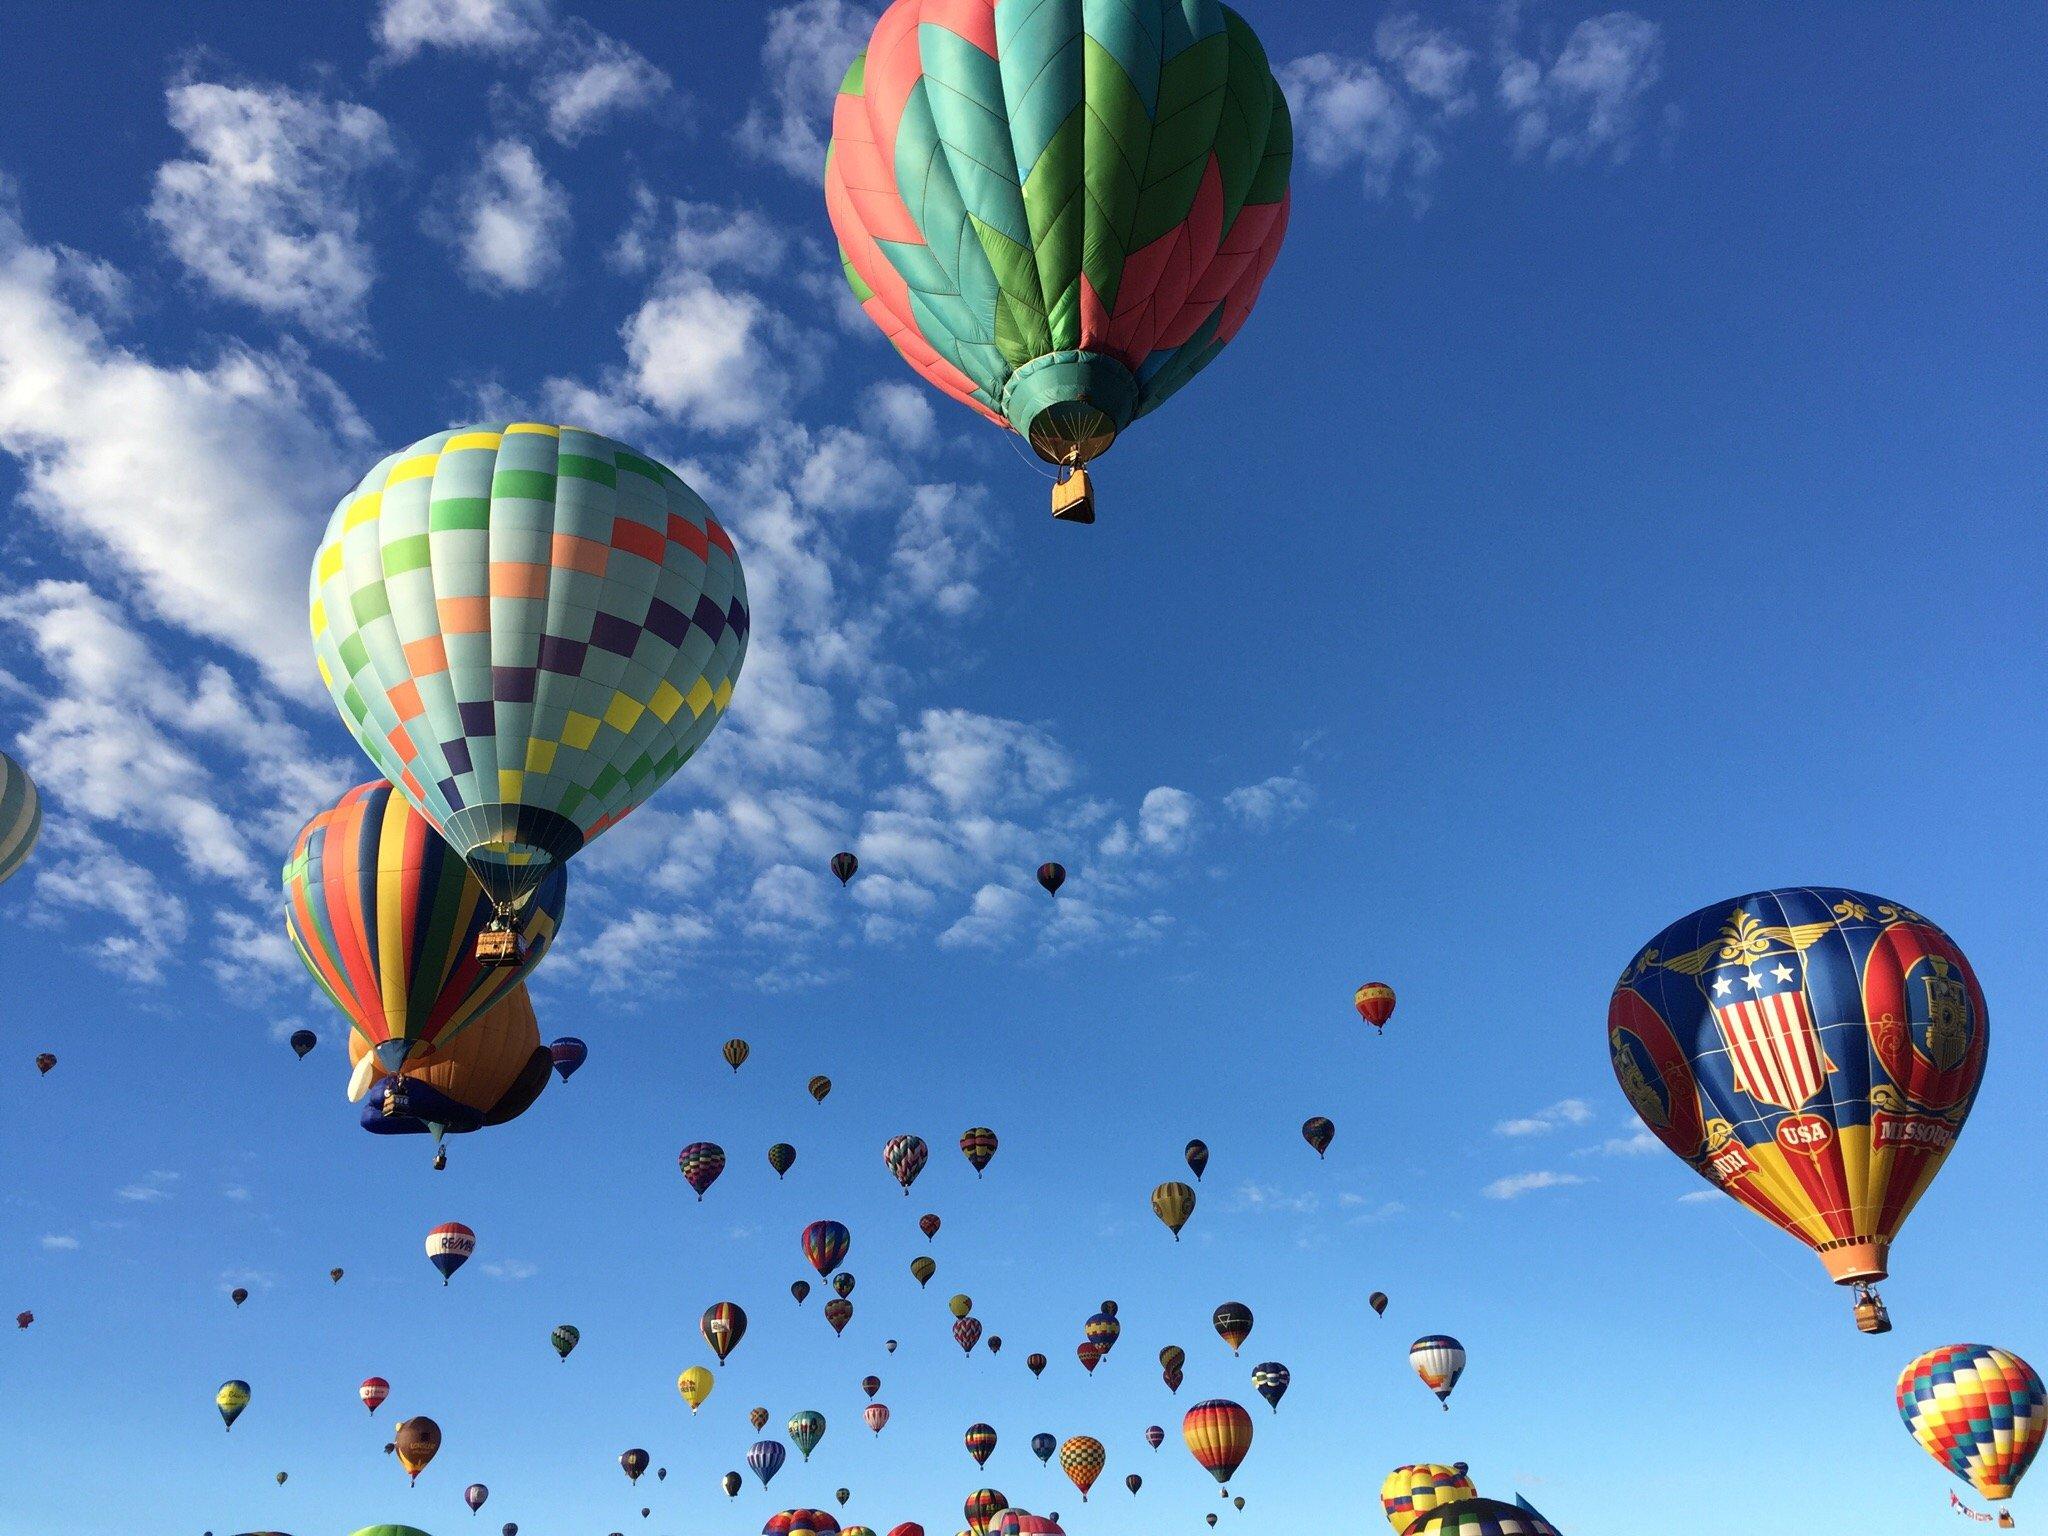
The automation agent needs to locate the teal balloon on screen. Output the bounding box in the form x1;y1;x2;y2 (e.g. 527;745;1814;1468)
0;751;41;887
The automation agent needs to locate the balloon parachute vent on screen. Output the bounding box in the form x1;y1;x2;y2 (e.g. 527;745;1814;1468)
476;927;523;966
1052;466;1096;524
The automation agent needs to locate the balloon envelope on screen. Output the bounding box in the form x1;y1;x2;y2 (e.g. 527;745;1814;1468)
0;751;41;887
1380;1465;1477;1532
1898;1344;2044;1500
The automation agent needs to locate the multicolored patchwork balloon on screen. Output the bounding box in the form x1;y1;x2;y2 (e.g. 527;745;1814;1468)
883;1133;929;1193
1898;1344;2044;1501
960;1126;998;1175
0;751;40;889
825;0;1293;517
1059;1436;1105;1500
678;1142;726;1200
1400;1498;1558;1535
1380;1464;1476;1532
285;782;565;1073
310;424;748;931
803;1220;850;1276
1611;888;1987;1329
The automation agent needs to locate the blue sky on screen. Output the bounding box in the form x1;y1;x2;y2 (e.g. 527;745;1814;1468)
0;2;2043;1533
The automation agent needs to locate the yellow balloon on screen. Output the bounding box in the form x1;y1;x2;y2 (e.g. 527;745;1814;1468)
1152;1180;1196;1239
677;1365;714;1412
947;1293;973;1319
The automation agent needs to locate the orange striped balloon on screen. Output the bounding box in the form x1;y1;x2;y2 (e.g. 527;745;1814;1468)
1182;1400;1253;1484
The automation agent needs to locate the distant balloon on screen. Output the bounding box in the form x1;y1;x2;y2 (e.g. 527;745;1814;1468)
1369;1291;1388;1318
1184;1400;1253;1483
834;1272;856;1299
15;1313;34;1331
1036;863;1065;897
1251;1362;1290;1412
395;1416;441;1484
751;1407;771;1431
426;1222;475;1284
289;1029;317;1059
216;1380;250;1431
885;1338;897;1353
1058;1436;1104;1501
360;1377;389;1414
809;1075;833;1103
911;1256;936;1287
1145;1425;1164;1450
505;1525;519;1536
1380;1465;1476;1532
919;1213;940;1241
1898;1343;2044;1501
548;1037;587;1081
276;1469;290;1484
702;1302;748;1362
1409;1336;1466;1408
725;1472;745;1499
954;1316;983;1355
965;1422;998;1466
1165;1365;1185;1394
678;1366;714;1412
0;751;42;887
230;1288;248;1307
466;1484;489;1513
1184;1140;1209;1181
832;852;858;885
964;1490;1008;1536
1160;1345;1186;1375
1085;1311;1120;1353
1354;982;1396;1032
1212;1302;1253;1354
824;1298;854;1335
1207;1517;1218;1528
34;1053;55;1076
621;1448;650;1483
1033;1432;1056;1464
1301;1116;1334;1157
1027;1352;1047;1376
330;1267;344;1284
862;1375;881;1398
792;1281;812;1304
865;1402;890;1435
960;1127;998;1175
770;1142;797;1178
1402;1498;1558;1535
837;1490;852;1509
1152;1181;1195;1240
988;1335;1003;1355
552;1323;579;1360
1077;1341;1102;1375
789;1410;827;1461
948;1293;974;1320
678;1142;726;1200
658;1468;667;1481
883;1134;929;1194
724;1038;751;1072
1126;1475;1142;1496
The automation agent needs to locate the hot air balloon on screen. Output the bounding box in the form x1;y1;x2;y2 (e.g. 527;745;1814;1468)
1402;1498;1558;1535
809;1075;833;1103
1380;1465;1476;1532
285;782;566;1075
838;1494;853;1511
34;1053;55;1075
789;1411;827;1461
1611;889;1987;1334
948;1293;974;1319
551;1323;579;1360
678;1366;714;1412
1898;1344;2044;1502
230;1288;248;1307
1077;1342;1102;1375
1354;982;1395;1032
865;1402;890;1435
724;1038;751;1071
1100;1299;1118;1316
1212;1302;1252;1354
954;1317;983;1355
1160;1345;1186;1375
919;1212;940;1241
885;1338;898;1353
1183;1400;1252;1483
834;1273;856;1299
1185;1140;1209;1180
825;1298;854;1335
12;1311;29;1330
883;1134;929;1194
548;1037;587;1080
621;1449;650;1483
1058;1437;1104;1501
425;1222;475;1284
1369;1291;1388;1318
361;1377;390;1414
960;1127;998;1175
0;752;39;887
702;1302;748;1362
832;852;858;885
1301;1117;1333;1157
1409;1336;1465;1408
792;1281;812;1304
965;1423;997;1466
725;1472;745;1499
888;1525;922;1536
1152;1181;1195;1240
1251;1362;1289;1412
679;1142;726;1200
991;1513;1062;1536
216;1380;250;1430
396;1416;441;1483
1036;863;1065;896
1032;1433;1056;1464
1026;1353;1047;1377
965;1490;1008;1536
861;1375;881;1398
658;1468;667;1481
289;1029;317;1059
311;425;749;957
1206;1518;1218;1528
751;1407;771;1431
1126;1475;1142;1496
467;1484;489;1514
1145;1425;1165;1450
1085;1311;1120;1353
988;1335;1004;1355
912;1256;936;1287
765;1511;840;1536
770;1142;797;1178
1233;1497;1245;1511
354;983;553;1162
1165;1366;1185;1393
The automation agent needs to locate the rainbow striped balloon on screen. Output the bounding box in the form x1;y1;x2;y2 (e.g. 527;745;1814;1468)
1898;1344;2045;1501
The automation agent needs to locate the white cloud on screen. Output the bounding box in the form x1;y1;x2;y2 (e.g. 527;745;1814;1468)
375;0;547;60
899;709;1075;814
1498;12;1665;164
538;23;671;144
1376;14;1477;108
27;823;191;982
861;382;937;451
937;881;1034;950
1277;52;1441;202
1494;1098;1595;1136
891;483;997;617
149;80;395;344
430;139;572;293
736;0;878;178
1101;786;1200;857
1677;1189;1720;1203
40;1234;79;1251
117;1170;180;1203
481;1258;538;1280
1232;1180;1320;1216
1485;1170;1586;1200
1224;773;1313;827
0;194;372;695
1593;1128;1660;1155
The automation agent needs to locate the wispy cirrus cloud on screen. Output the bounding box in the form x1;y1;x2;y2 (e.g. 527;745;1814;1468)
1494;1098;1596;1136
1484;1170;1587;1200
